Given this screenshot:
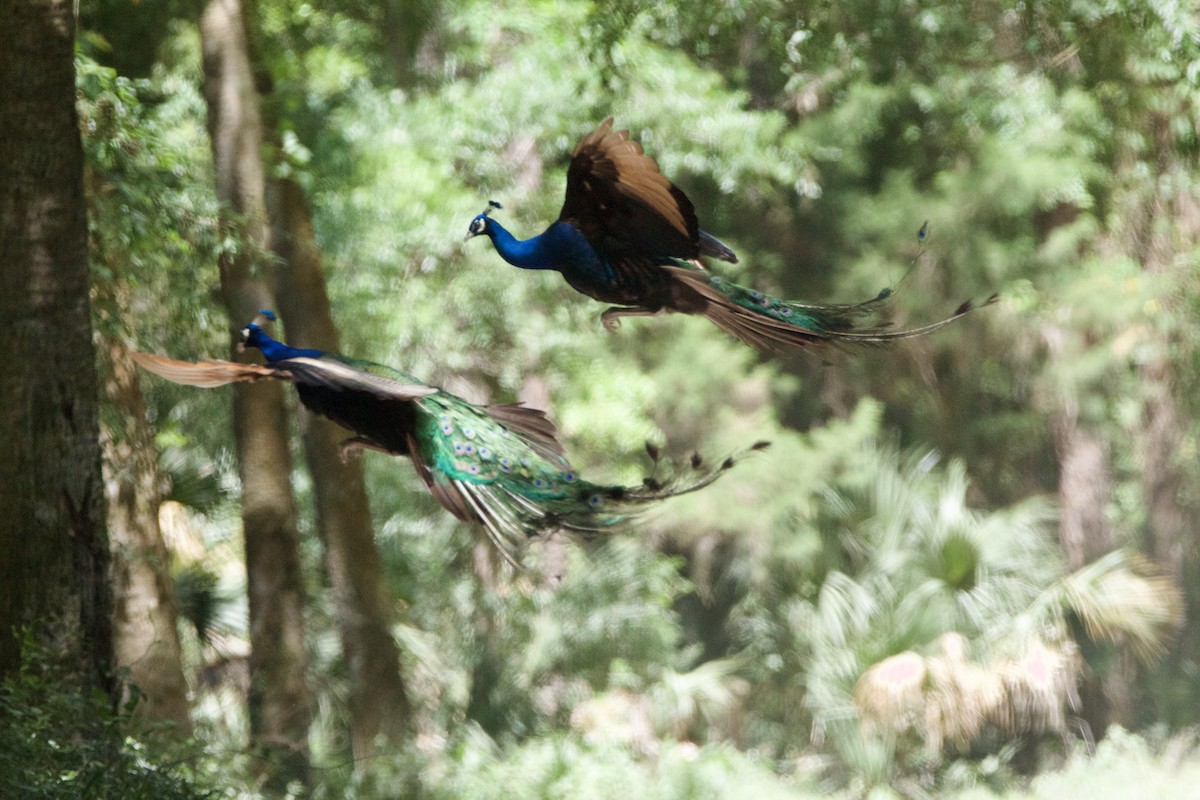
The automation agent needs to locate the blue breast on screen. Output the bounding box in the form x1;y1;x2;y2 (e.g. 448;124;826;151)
491;221;616;289
256;336;324;364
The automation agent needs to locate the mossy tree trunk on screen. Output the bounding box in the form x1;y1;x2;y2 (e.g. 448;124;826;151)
99;318;193;731
0;0;113;691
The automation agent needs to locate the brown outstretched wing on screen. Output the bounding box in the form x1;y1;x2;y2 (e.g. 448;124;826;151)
558;117;700;259
131;352;285;387
132;352;438;402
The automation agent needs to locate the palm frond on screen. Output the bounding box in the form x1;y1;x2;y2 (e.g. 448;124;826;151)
650;658;748;740
817;571;882;648
1049;550;1183;663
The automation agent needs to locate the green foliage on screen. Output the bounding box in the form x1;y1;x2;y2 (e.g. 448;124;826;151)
76;0;1200;795
402;538;695;743
948;728;1200;800
172;564;228;645
434;735;825;800
78;43;238;502
1039;550;1183;664
0;641;209;800
158;443;226;515
517;540;691;685
78;48;225;338
726;443;1180;792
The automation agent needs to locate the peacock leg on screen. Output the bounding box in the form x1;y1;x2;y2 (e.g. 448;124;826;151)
339;436;393;463
600;306;665;333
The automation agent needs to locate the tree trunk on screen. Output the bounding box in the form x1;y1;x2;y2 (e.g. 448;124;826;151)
378;0;437;88
200;0;312;788
466;539;507;737
1053;409;1114;572
1129;129;1195;586
269;173;412;760
1128;138;1196;728
1140;357;1187;581
100;323;193;731
0;0;113;690
1050;371;1123;734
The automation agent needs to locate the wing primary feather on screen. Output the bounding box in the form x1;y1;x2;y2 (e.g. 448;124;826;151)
131;352;285;387
499;487;546;518
471;483;527;536
454;480;521;567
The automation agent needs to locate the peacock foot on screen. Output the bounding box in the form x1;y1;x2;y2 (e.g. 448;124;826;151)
601;306;664;333
339;436;390;463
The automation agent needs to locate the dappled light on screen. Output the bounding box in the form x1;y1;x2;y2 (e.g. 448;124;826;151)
2;0;1199;797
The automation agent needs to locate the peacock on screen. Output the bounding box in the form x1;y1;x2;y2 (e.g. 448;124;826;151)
466;118;992;352
133;313;761;562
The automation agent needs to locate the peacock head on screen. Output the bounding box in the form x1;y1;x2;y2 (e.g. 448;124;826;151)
464;200;503;241
238;309;277;352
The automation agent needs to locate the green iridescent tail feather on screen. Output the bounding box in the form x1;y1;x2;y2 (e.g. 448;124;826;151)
418;399;767;563
666;265;996;353
538;439;771;537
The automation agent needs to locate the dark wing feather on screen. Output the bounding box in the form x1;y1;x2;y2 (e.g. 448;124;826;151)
406;433;475;523
698;230;737;263
483;402;566;459
131;353;284;387
276;357;438;401
405;430;528;565
558;117;700;259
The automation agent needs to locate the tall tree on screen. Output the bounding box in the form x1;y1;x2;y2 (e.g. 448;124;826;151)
78;69;195;728
1053;403;1115;572
0;0;112;688
241;0;413;759
100;321;193;730
200;0;312;787
268;172;413;762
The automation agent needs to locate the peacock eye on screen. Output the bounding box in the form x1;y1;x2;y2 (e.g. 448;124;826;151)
240;327;250;340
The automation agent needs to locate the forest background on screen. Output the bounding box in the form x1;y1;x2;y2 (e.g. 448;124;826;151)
1;0;1199;797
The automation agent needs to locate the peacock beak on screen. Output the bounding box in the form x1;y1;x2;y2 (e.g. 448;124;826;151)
463;231;476;242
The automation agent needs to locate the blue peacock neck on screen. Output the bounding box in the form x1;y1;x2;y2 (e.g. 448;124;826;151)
486;219;596;272
244;325;323;363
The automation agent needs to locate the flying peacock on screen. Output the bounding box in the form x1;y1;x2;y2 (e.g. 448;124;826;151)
132;313;762;562
465;118;993;352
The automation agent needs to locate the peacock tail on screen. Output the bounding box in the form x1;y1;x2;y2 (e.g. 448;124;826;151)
407;390;764;562
665;265;997;353
133;318;760;564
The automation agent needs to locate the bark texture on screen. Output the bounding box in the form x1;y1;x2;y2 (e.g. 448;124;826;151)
1053;411;1115;572
101;328;192;730
0;0;113;689
201;0;312;787
269;175;412;762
